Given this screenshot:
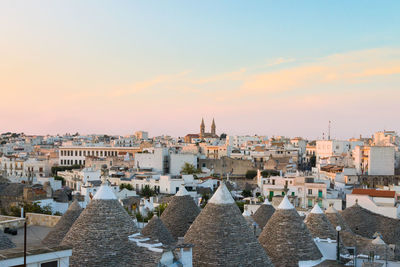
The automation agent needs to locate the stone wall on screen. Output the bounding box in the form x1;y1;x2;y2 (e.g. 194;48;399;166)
199;157;255;177
26;213;61;227
0;215;25;230
356;175;400;187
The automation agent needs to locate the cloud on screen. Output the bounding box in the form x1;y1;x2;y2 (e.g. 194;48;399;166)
241;48;400;95
110;71;191;97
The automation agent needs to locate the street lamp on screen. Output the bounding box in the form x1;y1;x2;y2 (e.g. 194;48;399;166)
336;225;342;263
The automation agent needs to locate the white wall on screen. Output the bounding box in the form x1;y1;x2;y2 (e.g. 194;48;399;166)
346;194;399;218
368;146;395;175
170;154;198;175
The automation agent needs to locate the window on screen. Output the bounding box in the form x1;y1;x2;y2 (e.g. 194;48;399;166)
41;260;58;267
272;180;275;185
291;192;295;196
318;190;323;198
308;189;312;195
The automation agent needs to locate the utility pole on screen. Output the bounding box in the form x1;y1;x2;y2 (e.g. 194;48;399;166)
24;217;27;267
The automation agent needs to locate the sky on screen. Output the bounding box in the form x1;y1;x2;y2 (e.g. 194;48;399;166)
0;1;400;139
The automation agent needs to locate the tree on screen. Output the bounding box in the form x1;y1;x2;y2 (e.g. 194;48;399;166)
241;189;252;198
54;175;66;186
154;203;168;216
140;185;156;197
245;170;257;179
261;170;280;177
235;201;244;213
220;133;227;140
310;155;316;168
119;183;133;191
181;162;198;174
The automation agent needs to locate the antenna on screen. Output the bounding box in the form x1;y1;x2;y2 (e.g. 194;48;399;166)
328;120;331;140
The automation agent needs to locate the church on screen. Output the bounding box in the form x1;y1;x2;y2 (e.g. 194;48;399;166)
184;118;219;143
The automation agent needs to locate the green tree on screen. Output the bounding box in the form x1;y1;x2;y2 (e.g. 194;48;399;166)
181;162;198;174
310;155;316;168
54;175;66;186
119;183;133;191
241;189;252;198
245;170;257;179
235;201;244;213
140;185;156;197
154;203;168;216
261;170;280;177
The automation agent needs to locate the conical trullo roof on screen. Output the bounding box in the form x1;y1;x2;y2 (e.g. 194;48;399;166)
304;204;337;240
184;183;273;267
341;203;400;248
243;208;261;237
325;205;395;260
0;231;15;250
160;186;200;240
61;184;159;267
252;198;275;229
325;205;352;232
141;215;175;246
259;196;322;266
42;199;83;247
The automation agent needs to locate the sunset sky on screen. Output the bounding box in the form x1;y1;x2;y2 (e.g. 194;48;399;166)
1;1;400;139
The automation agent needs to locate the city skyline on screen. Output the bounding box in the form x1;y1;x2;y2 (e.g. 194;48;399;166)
1;1;400;138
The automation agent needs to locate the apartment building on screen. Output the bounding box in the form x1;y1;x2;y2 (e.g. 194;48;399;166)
58;146;141;166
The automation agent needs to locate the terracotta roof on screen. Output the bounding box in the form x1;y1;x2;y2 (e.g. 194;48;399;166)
351;189;395;198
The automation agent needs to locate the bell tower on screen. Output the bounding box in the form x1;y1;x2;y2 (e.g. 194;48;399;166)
200;118;205;139
211;118;216;135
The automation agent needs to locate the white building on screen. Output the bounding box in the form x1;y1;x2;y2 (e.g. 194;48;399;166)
59;146;140;166
353;146;395;175
135;147;169;173
169;153;198;175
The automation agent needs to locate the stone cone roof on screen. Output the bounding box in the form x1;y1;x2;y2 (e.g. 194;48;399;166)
325;205;395;260
184;183;273;267
325;205;352;233
0;231;15;250
61;185;161;267
160;193;200;240
305;204;348;255
141;215;175;246
259;196;322;266
341;203;400;246
42;200;83;247
251;203;275;229
305;204;337;240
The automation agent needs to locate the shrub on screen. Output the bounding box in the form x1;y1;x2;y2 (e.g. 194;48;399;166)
245;170;257;179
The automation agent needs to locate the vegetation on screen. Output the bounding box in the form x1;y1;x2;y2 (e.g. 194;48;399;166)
219;133;227;139
261;170;280;177
140;185;156;197
119;183;134;191
54;175;66;186
154;203;168;216
181;162;200;174
245;170;257;179
310;155;316;168
135;211;154;223
241;189;252;198
1;202;53;217
51;164;83;175
235;201;244;213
